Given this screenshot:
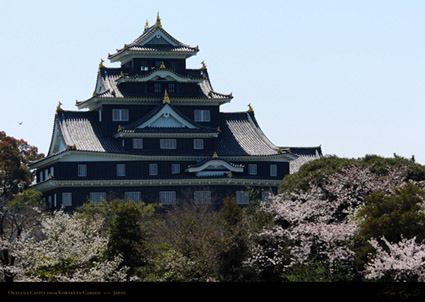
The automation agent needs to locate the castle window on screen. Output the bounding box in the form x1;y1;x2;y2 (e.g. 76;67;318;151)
194;110;210;122
117;164;126;177
125;192;141;203
194;191;211;204
149;163;158;176
261;191;272;203
62;192;72;207
248;164;257;175
193;139;204;150
236;191;249;205
270;164;277;177
159;191;176;205
133;138;143;149
112;109;129;121
154;83;162;93
168;83;176;93
90;192;106;203
171;163;180;174
78;164;87;177
160;139;176;149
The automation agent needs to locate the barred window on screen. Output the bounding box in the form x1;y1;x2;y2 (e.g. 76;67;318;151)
248;164;257;175
171;163;180;174
160;139;177;149
117;164;126;177
112;109;129;121
193;139;204;150
149;163;158;176
133;138;143;149
125;192;141;203
270;164;278;177
90;192;106;203
194;110;210;122
159;191;176;205
194;191;211;204
236;191;249;205
62;192;72;207
78;164;87;177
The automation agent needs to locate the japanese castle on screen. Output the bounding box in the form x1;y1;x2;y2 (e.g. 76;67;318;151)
30;15;322;210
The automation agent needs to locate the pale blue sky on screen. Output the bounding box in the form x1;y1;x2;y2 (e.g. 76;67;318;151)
1;0;424;163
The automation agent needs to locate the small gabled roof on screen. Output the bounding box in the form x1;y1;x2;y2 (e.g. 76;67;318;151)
108;15;198;62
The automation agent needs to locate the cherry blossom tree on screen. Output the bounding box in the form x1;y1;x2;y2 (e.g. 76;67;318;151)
365;237;425;282
11;210;128;282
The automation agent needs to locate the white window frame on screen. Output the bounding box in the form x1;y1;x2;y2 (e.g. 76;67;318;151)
171;163;180;174
117;164;126;177
78;164;87;177
149;163;158;176
133;138;143;149
112;109;129;121
160;139;177;150
194;191;211;204
159;191;176;205
125;192;141;203
248;164;257;175
270;164;278;177
62;192;72;207
193;138;204;150
236;191;249;205
90;192;106;203
194;110;211;122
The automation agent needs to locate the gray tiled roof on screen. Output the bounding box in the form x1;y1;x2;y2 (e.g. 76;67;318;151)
215;112;279;156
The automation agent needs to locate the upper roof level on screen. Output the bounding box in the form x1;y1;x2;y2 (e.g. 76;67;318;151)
108;14;199;63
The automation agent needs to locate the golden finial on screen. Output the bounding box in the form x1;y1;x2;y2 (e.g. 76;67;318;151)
201;61;207;69
217;126;221;133
117;125;122;132
144;19;149;30
277;147;282;154
155;12;162;28
99;59;105;68
247;103;253;112
56;101;63;112
123;44;128;50
159;61;166;69
227;172;233;178
119;71;125;78
72;144;77;150
212;152;218;158
162;89;170;104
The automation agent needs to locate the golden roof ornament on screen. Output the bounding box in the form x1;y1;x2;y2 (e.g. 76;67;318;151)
159;61;166;69
56;101;63;112
155;12;162;28
162;89;170;104
247;103;253;112
212;152;218;158
217;126;221;133
99;59;105;68
144;19;149;30
117;125;122;132
201;61;207;69
227;171;233;178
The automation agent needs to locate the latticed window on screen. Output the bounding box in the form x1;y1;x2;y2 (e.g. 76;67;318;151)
236;191;249;205
78;164;87;177
112;109;129;121
159;191;176;205
193;139;204;150
171;163;180;174
62;192;72;207
133;138;143;149
248;164;257;175
117;164;126;177
194;110;210;122
149;163;158;176
125;192;141;203
160;139;177;149
90;192;106;203
270;164;277;177
194;191;211;204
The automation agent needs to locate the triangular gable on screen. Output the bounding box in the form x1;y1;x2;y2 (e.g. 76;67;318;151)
136;104;197;129
139;28;178;47
48;119;66;156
